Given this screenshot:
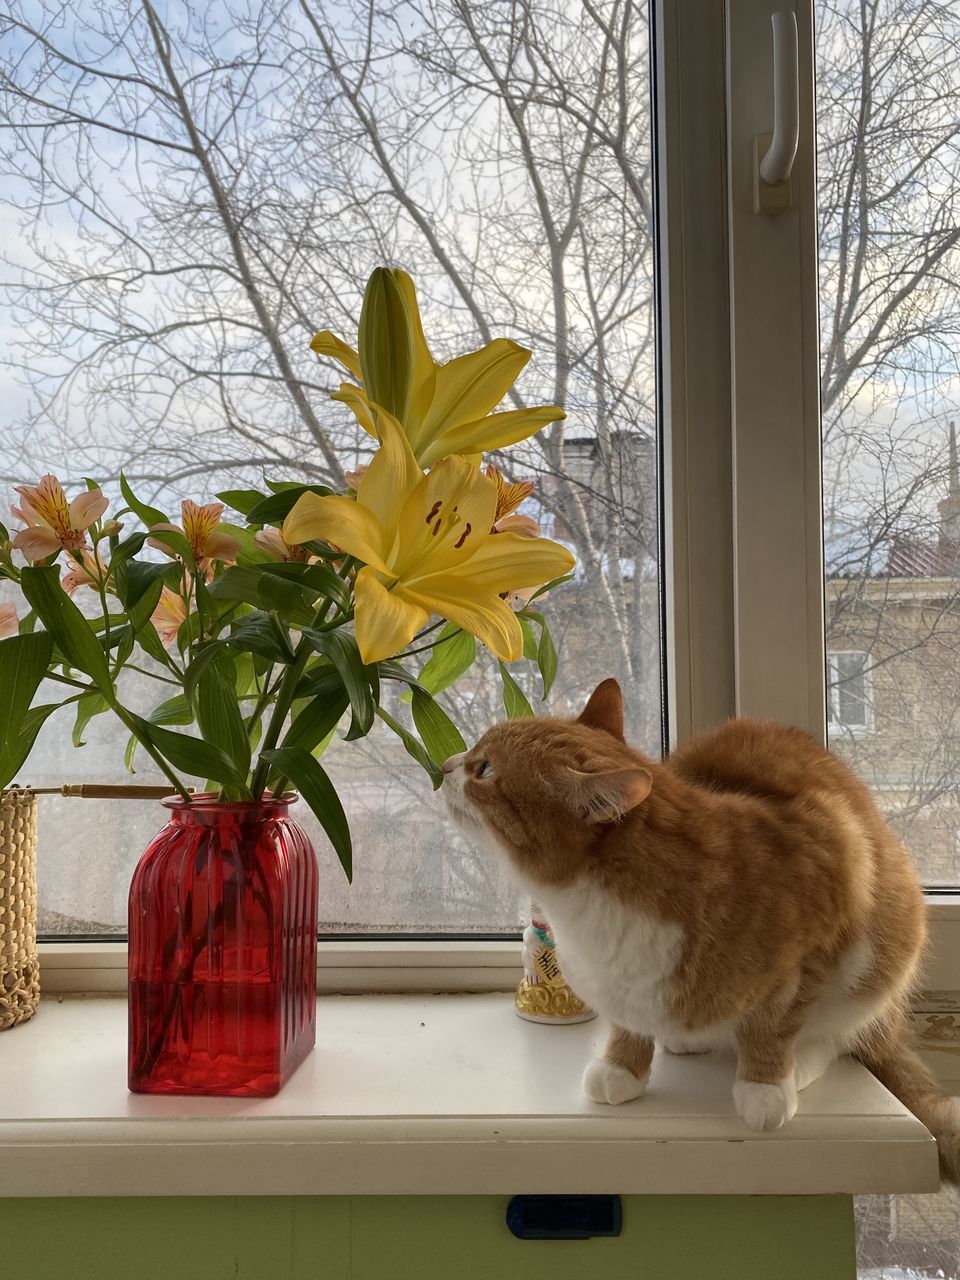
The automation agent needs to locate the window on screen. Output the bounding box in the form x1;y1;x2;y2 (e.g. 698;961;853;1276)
826;651;871;734
0;1;661;937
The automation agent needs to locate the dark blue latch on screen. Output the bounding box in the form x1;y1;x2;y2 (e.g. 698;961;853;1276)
506;1195;623;1240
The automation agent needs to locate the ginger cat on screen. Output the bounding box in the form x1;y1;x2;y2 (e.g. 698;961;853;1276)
442;678;960;1180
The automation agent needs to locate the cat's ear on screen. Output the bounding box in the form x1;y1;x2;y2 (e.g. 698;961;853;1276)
577;678;625;740
566;766;652;823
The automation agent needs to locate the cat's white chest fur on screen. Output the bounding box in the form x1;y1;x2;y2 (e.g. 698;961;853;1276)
536;879;685;1037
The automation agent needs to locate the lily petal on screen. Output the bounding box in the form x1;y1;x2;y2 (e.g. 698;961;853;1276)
331;383;378;438
420;405;565;467
283;493;392;576
0;603;18;638
400;577;524;661
203;531;239;563
147;522;182;560
356;407;422;543
393;269;437;438
311;330;363;380
12;525;64;561
418;339;530;442
68;488;108;531
353;566;429;664
495;513;540;538
416;531;575;593
394;455;497;579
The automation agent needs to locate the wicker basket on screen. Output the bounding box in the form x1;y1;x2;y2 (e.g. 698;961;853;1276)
0;788;40;1029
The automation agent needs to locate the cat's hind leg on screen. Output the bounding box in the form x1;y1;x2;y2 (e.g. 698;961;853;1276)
794;1039;838;1091
583;1027;655;1105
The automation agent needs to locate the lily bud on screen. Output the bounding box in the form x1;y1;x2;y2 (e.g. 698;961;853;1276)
358;267;414;422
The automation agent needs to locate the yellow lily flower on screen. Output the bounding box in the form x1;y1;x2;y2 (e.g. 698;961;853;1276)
283;415;574;664
311;267;566;466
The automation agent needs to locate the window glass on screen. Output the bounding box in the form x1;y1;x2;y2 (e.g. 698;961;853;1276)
817;0;960;889
0;1;661;935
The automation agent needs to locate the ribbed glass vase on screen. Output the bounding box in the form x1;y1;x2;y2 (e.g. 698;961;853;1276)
128;794;318;1097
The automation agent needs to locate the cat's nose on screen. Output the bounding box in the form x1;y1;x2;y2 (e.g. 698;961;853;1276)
442;753;465;776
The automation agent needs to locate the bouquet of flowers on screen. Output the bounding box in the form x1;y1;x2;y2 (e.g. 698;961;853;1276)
0;268;575;878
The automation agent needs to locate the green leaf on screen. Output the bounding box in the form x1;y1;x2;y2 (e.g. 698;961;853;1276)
126;574;165;635
125;695;193;772
2;702;63;787
108;532;149;579
0;630;55;788
120;473;168;527
410;687;466;762
149;695;194;727
416;626;477;695
523;609;559;699
498;661;534;719
147;527;196;570
128;713;244;788
302;628;377;740
217;489;270;517
261;747;352;881
194;651;251;784
259;561;351;613
19;566;113;698
282;683;349;755
245;485;336;527
72;691;109;748
182;641;228;701
135;622;171;667
376;708;442;790
229;611;296;664
207;567;313;626
519;616;538;661
530;571;575;602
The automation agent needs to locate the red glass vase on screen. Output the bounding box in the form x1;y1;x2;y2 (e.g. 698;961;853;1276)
128;794;318;1097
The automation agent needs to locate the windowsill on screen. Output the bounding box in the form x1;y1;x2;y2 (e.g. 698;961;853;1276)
0;993;938;1198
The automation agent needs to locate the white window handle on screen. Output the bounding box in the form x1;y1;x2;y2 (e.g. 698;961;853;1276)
759;11;799;186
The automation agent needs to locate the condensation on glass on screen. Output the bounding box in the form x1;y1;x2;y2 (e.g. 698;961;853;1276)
0;2;661;935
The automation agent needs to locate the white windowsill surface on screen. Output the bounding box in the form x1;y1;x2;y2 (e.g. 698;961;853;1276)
0;992;939;1198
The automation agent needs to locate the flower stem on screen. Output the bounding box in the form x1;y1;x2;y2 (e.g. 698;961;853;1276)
249;559;356;798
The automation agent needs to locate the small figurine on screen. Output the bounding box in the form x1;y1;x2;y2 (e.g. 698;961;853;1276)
514;904;596;1024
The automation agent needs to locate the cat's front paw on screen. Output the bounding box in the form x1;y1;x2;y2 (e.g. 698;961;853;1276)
733;1078;798;1131
583;1058;649;1105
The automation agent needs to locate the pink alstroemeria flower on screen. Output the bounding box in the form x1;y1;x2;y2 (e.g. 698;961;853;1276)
61;548;108;596
151;587;188;648
0;602;18;638
255;528;309;564
150;500;239;574
11;475;108;562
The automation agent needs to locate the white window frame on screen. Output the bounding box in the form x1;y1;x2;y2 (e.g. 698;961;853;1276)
38;0;960;994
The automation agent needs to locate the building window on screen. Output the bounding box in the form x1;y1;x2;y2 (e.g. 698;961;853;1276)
827;652;872;734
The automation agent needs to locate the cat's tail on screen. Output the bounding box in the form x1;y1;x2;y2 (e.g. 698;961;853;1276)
855;1013;960;1184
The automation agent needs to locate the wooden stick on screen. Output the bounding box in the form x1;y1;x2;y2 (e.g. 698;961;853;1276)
17;784;195;800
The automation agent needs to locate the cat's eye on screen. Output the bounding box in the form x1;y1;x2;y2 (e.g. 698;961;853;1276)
476;759;495;779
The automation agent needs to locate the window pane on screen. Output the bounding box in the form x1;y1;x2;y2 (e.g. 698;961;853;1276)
817;0;960;889
0;1;661;935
